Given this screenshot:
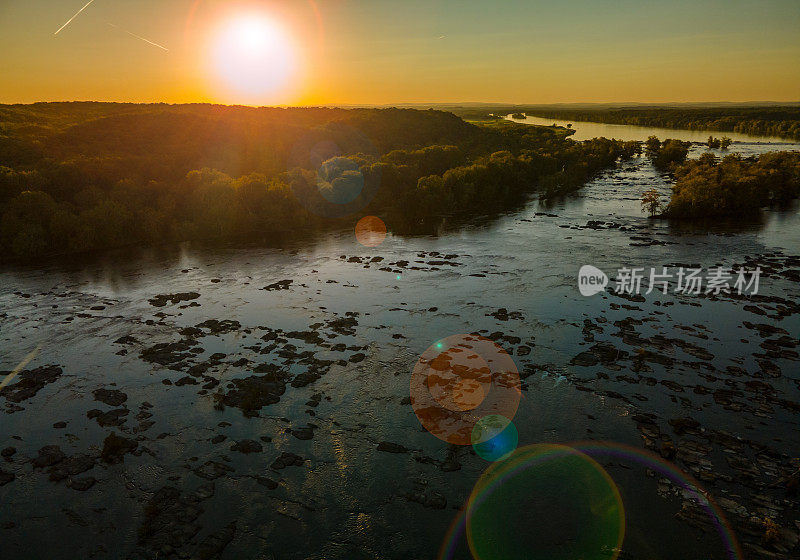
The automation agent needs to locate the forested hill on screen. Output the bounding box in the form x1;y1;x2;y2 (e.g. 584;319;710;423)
0;103;634;261
511;106;800;141
0;103;480;173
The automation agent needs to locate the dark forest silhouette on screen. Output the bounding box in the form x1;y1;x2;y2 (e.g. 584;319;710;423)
0;103;637;260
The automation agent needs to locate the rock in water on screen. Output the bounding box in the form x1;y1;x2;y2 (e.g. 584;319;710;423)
192;522;236;559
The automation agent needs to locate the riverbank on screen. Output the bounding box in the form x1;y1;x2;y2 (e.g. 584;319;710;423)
503;106;800;142
506;113;797;144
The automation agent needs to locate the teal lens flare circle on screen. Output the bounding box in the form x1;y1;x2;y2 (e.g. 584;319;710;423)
471;415;518;462
316;156;364;204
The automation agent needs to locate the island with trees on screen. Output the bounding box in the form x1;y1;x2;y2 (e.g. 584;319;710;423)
633;135;800;219
665;151;800;218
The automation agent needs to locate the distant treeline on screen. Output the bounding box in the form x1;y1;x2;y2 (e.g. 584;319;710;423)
507;106;800;141
666;151;800;218
0;102;637;260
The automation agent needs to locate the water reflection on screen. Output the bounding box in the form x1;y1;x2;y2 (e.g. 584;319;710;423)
510;114;797;144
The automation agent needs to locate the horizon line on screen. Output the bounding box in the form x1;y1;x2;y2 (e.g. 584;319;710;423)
2;99;800;108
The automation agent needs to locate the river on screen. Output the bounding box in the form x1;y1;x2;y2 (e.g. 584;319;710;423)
509;113;796;144
1;122;799;559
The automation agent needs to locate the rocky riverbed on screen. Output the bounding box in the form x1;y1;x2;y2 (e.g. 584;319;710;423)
1;144;799;559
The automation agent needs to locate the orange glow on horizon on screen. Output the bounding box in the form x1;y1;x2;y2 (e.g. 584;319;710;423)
1;1;798;106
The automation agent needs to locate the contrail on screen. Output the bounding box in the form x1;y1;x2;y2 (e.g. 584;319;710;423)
108;22;169;51
54;0;96;36
0;344;43;393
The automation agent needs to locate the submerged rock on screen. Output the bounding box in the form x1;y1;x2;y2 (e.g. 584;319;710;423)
48;454;96;481
66;477;96;491
271;452;304;470
114;335;139;345
92;388;128;407
254;476;278;489
140;341;195;366
487;308;524;321
377;441;408;454
230;440;263;454
32;445;66;468
326;316;358;336
196;319;241;335
290;425;316;441
263;279;293;291
100;432;138;464
0;468;14;486
291;371;321;388
87;408;129;427
193;460;233;480
193;521;236;559
669;417;701;435
0;365;63;403
285;330;325;345
134;483;217;557
147;292;200;307
570;351;598;367
219;374;287;415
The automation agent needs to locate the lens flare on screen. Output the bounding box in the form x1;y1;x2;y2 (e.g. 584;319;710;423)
410;334;521;446
427;347;491;412
355;216;387;247
465;444;624;560
571;441;744;560
471;414;518;461
438;441;744;560
318;157;364;204
288;128;382;218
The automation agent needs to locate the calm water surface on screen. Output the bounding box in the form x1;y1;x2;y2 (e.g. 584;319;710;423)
509;113;796;144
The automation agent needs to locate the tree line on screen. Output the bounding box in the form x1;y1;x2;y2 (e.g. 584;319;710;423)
0;103;637;260
665;151;800;218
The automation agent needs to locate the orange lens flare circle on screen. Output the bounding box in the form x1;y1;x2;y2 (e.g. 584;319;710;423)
410;334;521;446
355;216;387;247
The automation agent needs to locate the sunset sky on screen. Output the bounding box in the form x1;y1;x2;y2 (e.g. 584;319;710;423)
1;0;799;106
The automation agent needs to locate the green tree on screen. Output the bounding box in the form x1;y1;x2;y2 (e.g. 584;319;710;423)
645;136;661;153
650;139;691;171
641;188;662;217
184;168;238;239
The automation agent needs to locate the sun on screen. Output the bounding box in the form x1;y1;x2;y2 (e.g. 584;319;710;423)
209;11;298;104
